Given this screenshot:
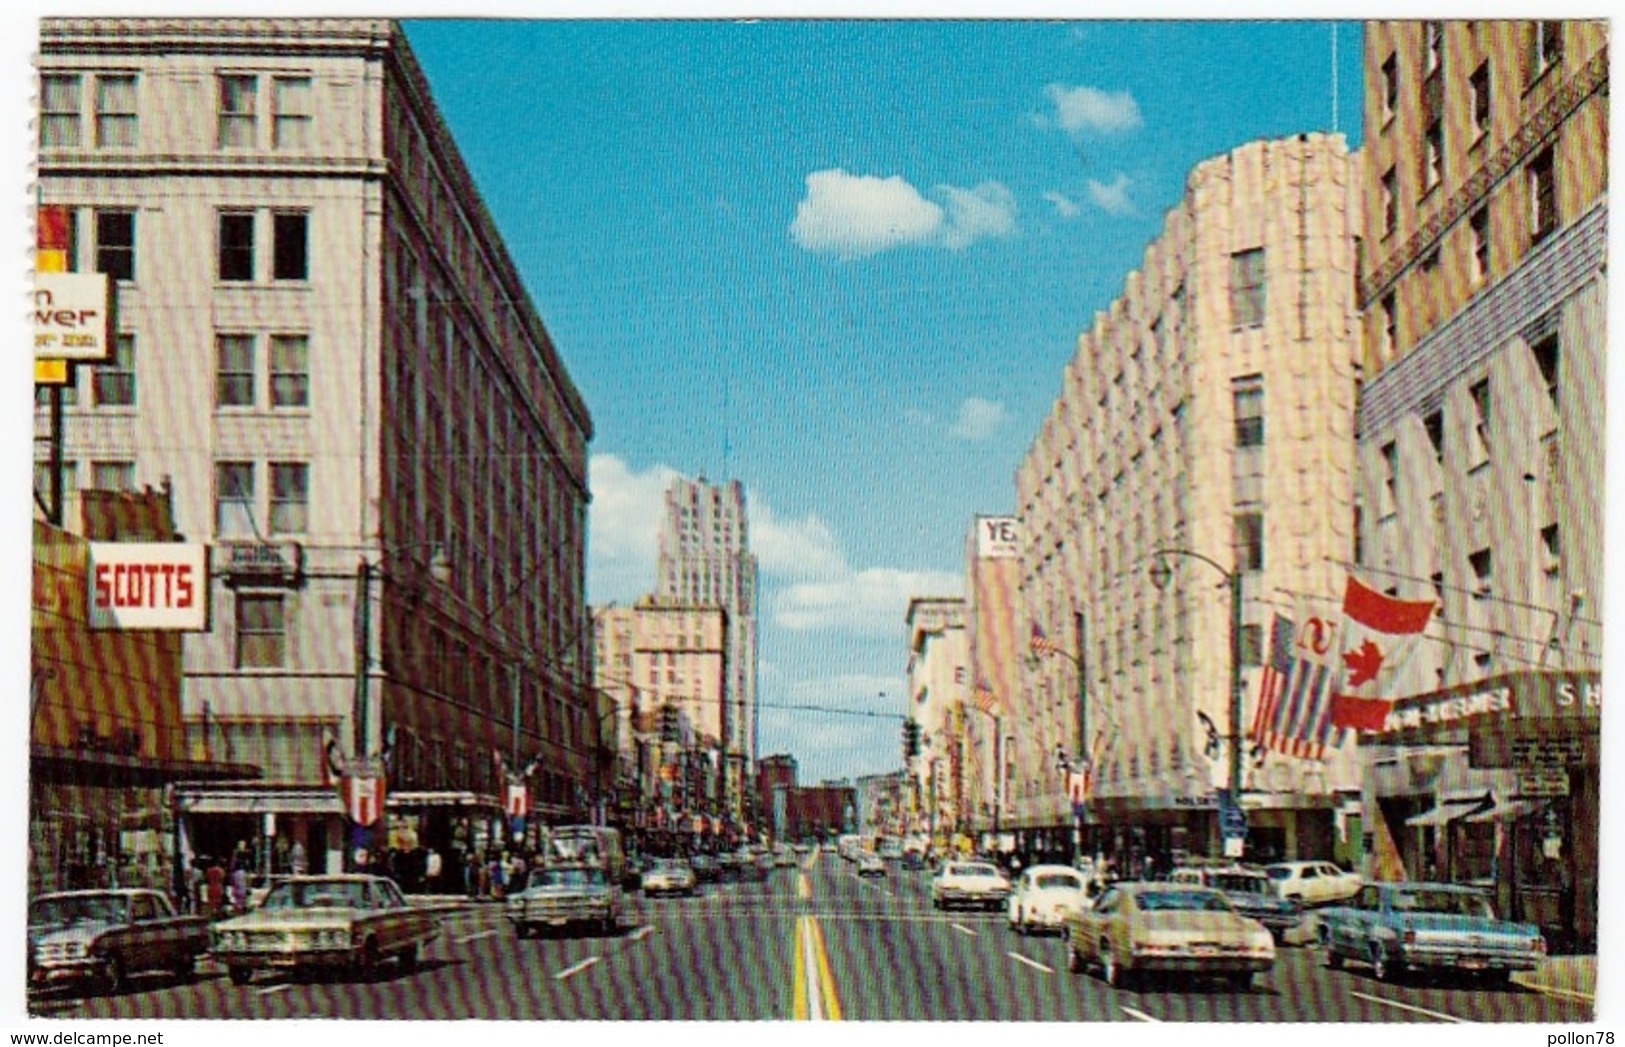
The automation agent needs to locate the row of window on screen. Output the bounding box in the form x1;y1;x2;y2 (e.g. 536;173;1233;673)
40;206;310;284
36;331;310;412
40;70;314;151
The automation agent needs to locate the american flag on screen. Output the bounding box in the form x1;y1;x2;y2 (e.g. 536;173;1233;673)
1257;615;1340;761
972;679;1000;715
1248;614;1295;750
1029;621;1065;658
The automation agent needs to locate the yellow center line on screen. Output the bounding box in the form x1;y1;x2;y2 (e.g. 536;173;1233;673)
792;916;809;1020
810;915;842;1020
797;872;811;899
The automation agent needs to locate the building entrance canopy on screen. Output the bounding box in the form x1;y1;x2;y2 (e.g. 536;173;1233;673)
1375;671;1599;768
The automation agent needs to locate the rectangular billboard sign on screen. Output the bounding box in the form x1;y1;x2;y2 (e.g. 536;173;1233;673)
976;515;1020;559
87;543;210;631
35;271;114;361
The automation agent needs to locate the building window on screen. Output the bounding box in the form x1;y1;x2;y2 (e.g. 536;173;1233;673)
273;212;309;280
1532;333;1559;407
92;332;136;407
34;370;79;407
39;73;81;148
1470;61;1491;141
1380;166;1398;236
91;460;135;492
1528;146;1557;243
272;76;312;150
1470;378;1492;463
235;593;286;668
1424;410;1445;467
1234;511;1263;572
1381;441;1399;516
95;209;135;281
34;460;77;505
93;73;138;149
1469;547;1493;598
1380;53;1398;124
216;334;256;407
269;462;308;535
1530;21;1563;83
1233;383;1263;447
1380;294;1397;361
1470;207;1490;284
218;211;254;282
1241;623;1264;668
1423;121;1443;192
1424;21;1443;74
270;334;309;407
215;461;255;537
1228;247;1265;328
218;73;258;148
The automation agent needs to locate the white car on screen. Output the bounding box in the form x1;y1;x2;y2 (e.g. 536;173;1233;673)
931;861;1011;911
1264;861;1363;908
640;859;696;898
1006;865;1089;935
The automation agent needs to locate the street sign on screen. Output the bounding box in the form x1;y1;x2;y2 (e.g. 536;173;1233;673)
1518;770;1570;797
1219;792;1247;838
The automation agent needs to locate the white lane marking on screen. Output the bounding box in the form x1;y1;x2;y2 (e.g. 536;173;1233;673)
1007;951;1053;974
554;955;602;981
628;925;654;942
1348;990;1467;1023
800;915;825;1021
951;922;977;937
1121;1006;1161;1023
254;984;290;997
455;929;500;944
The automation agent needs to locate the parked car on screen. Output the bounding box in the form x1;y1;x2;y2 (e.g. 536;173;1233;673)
210;874;439;986
621;854;649;892
856;854;887;878
689;853;721;884
1319;882;1546;985
930;861;1012;911
1064;882;1276;991
1006;864;1089;935
28;889;210;995
641;859;697;898
1169;865;1303;942
508;863;624;938
1264;860;1363;908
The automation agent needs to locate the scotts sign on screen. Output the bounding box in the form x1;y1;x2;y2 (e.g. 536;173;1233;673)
87;543;209;631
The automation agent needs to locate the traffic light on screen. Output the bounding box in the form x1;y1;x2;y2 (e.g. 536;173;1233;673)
902;718;920;759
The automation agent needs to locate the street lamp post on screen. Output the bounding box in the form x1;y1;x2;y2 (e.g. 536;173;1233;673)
1148;547;1245;858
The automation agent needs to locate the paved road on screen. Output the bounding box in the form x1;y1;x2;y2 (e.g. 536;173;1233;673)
34;852;1593;1021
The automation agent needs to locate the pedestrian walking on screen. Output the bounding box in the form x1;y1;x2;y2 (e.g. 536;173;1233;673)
228;859;249;912
204;857;225;916
425;848;443;893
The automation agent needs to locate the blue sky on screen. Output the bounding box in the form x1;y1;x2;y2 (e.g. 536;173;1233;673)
402;19;1365;784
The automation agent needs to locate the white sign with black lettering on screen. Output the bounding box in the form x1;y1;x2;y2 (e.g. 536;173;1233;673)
977;516;1020;559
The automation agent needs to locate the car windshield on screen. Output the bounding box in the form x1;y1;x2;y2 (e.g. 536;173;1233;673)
1213;874;1270;894
654;860;686;872
1036;874;1082;890
535;868;605;888
261;880;371;910
1265;867;1291;881
30;895;128;927
951;864;996;877
1137;890;1233;913
1392;889;1494;918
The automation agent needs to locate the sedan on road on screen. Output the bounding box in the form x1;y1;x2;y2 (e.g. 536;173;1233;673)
1064;882;1276;991
507;864;624;938
28;889;209;995
1006;865;1088;936
930;861;1011;911
640;859;697;898
856;854;887;878
1169;865;1303;943
1265;860;1362;908
1319;882;1546;985
210;875;439;986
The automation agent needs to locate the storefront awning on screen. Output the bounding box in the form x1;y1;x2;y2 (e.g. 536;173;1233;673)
180;789;342;816
386;790;502;812
1463;797;1546;823
1405;793;1491;827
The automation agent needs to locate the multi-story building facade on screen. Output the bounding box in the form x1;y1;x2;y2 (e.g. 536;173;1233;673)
1016;133;1365;869
34;18;593;873
756;753;797;841
1355;20;1603;949
904;596;967;844
592;598;727;830
654;477;758;819
962;515;1022;836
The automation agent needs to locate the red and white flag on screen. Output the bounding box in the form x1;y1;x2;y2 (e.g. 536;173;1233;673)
506;782;531;819
1328;576;1436;732
342;773;386;827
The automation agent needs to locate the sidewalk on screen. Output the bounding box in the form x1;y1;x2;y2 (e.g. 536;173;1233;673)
1512;954;1596;1003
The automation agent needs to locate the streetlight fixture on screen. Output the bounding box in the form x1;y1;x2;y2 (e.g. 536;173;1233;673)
1147;546;1246;858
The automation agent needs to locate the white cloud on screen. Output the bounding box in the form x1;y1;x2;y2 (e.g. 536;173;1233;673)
1086;173;1136;217
950;396;1006;441
586;454;680;603
1043;190;1081;218
1044;84;1142;135
772;566;963;637
752;501;847;580
789;168;1017;259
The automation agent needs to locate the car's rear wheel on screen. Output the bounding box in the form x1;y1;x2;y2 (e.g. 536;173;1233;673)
1325;945;1344;970
358;937;381;981
1229;972;1254;992
1371;944;1397;983
1480;968;1512;989
399;943;419;973
228;965;252;986
172;953;196;983
1067;938;1085;973
102;953;127;996
515;922;530;939
1102;944;1129;989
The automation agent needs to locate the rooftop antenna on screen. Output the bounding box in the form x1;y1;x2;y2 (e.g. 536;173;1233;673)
1331;22;1339;135
722;372;732;478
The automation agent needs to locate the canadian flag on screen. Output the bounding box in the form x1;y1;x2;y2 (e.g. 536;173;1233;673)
1328;576;1436;732
342;774;386;827
506;782;531;819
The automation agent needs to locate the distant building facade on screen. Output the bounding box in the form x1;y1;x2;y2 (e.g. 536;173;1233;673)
904;596;967;843
35;18;593;872
655;477;758;819
963;515;1021;834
